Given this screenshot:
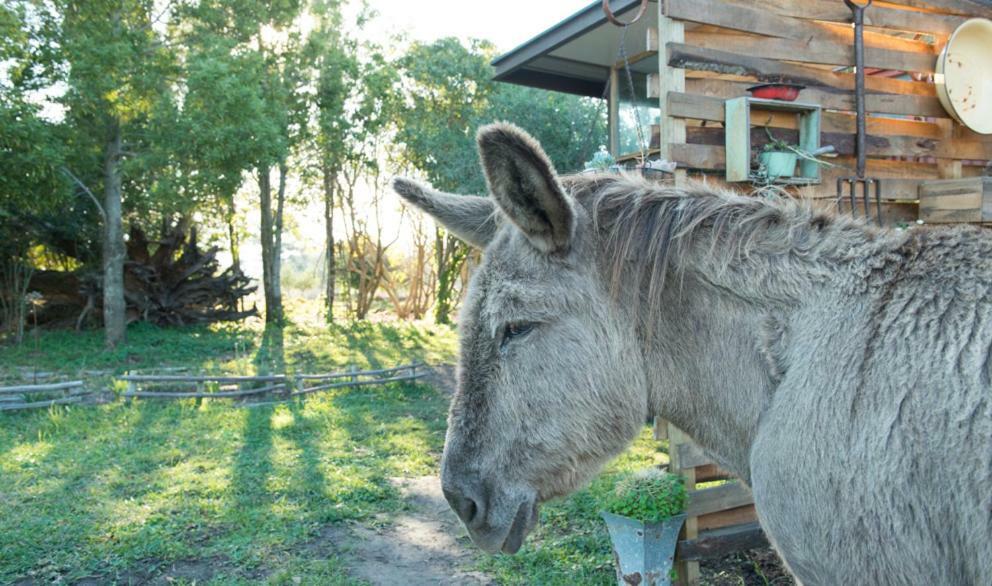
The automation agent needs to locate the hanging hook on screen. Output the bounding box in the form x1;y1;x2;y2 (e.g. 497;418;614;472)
602;0;649;27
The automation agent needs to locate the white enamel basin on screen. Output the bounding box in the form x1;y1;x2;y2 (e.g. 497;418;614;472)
936;18;992;135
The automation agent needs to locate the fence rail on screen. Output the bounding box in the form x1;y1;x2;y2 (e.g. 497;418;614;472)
0;362;432;412
0;380;93;412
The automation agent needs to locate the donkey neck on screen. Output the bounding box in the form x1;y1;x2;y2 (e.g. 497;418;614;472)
638;278;782;482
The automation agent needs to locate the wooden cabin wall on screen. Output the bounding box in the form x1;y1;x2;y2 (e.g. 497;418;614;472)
650;0;992;219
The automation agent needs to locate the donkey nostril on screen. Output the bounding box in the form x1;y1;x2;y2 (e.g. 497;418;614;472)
443;486;482;526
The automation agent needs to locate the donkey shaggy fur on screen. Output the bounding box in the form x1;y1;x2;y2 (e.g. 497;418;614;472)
394;123;992;585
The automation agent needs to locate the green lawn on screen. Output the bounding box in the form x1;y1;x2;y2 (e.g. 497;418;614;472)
0;312;666;585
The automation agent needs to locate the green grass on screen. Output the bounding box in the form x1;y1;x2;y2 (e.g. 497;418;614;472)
0;304;670;584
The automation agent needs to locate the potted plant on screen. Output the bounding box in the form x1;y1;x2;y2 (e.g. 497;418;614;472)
756;127;837;183
759;136;800;180
584;145;617;172
601;469;688;586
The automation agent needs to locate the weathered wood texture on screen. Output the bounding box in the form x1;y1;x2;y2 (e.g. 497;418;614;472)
675;522;769;562
653;0;992;215
919;177;992;222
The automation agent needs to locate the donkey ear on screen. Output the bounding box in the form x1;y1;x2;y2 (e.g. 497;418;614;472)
393;177;498;249
476;123;574;254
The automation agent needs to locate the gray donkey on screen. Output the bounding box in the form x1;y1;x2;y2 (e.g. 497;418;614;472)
393;123;992;585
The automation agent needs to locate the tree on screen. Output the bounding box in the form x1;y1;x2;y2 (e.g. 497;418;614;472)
396;38;606;323
57;0;176;347
0;97;65;342
396;38;495;324
309;0;355;322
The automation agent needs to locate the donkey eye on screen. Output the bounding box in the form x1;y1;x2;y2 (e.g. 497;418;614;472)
503;322;536;342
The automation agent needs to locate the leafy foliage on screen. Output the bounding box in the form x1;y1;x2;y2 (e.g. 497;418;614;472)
603;468;686;523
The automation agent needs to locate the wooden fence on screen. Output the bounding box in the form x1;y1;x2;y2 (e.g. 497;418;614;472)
120;362;426;400
642;0;992;223
0;363;428;410
654;421;766;585
0;380;96;411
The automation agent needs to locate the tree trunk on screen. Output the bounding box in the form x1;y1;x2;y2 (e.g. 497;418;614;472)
226;197;240;272
102;119;126;347
258;166;281;324
272;162;286;320
434;230;466;325
322;160;336;323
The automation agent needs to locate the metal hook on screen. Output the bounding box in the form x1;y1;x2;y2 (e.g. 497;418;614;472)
602;0;649;27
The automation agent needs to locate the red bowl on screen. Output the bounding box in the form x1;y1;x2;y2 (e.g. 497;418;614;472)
747;83;805;101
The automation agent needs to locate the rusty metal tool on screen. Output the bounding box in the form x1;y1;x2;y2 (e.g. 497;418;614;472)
837;0;883;225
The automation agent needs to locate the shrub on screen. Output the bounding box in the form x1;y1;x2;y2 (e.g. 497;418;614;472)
604;468;686;523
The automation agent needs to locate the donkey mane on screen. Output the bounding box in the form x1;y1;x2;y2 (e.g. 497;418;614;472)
564;173;887;305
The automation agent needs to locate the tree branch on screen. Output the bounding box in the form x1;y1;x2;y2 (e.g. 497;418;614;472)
61;167;106;223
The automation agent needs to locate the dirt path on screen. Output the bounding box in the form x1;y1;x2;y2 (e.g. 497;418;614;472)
328;366;495;585
329;476;494;585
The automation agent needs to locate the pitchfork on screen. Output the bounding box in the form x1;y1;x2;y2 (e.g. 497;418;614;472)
837;0;883;225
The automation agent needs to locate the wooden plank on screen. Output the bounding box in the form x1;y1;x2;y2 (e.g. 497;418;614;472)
686;482;754;518
0;395;86;412
919;177;992;222
685;28;935;73
698;504;758;531
666;0;807;39
658;4;687;175
677;441;714;470
609;67;620;157
882;0;992;18
694;464;735;483
0;380;84;395
296;363;421;380
292;373;427;395
667;0;941;52
676;522;769;562
684;77;947;118
668;43;935;97
123;383;287;399
736;0;967;36
120;374;286;383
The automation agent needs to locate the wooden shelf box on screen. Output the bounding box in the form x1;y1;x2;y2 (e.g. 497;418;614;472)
919;177;992;223
724;97;822;184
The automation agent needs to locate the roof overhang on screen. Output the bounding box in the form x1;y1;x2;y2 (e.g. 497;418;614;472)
493;0;659;97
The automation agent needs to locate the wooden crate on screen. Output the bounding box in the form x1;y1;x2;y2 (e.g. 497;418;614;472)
919;177;992;223
665;423;768;586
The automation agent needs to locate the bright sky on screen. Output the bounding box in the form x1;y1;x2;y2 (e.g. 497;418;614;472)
364;0;592;52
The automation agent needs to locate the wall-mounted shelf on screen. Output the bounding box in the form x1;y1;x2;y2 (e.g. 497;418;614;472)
725;97;822;184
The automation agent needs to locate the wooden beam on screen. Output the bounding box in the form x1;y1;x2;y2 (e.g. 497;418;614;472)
658;4;686;168
735;0;967;36
881;0;992;18
683;77;947;118
609;67;620;157
676;522;769;562
667;43;935;97
686;482;754;518
686;30;935;73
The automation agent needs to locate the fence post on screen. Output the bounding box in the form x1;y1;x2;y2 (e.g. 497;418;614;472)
670;424;700;586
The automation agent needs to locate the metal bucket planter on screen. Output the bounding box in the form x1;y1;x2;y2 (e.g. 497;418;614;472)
759;151;798;179
601;511;687;586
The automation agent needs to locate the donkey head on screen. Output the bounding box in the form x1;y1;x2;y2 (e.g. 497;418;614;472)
394;124;647;554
